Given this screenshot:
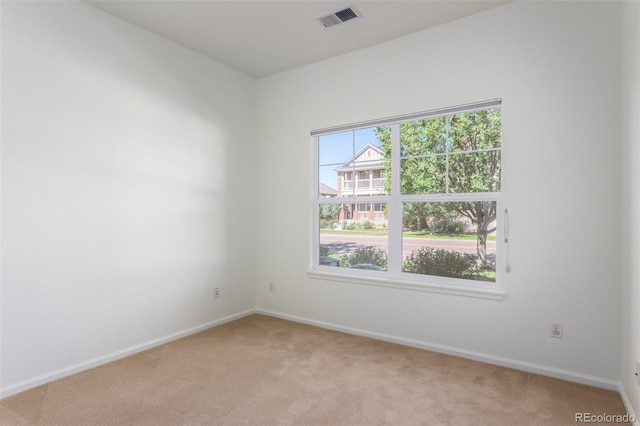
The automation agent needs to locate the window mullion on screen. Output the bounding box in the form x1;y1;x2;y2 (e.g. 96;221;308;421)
350;130;356;198
445;115;450;194
387;124;402;275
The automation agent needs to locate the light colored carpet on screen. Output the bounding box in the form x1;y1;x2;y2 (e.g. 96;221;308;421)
0;314;628;425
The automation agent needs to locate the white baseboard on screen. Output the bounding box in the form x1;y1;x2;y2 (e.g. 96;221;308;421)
0;309;256;399
255;308;620;391
618;383;639;426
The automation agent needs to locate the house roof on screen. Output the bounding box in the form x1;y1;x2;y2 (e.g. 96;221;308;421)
319;183;338;197
337;143;385;172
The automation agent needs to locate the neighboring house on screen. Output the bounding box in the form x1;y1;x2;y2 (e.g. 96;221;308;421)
336;143;387;223
318;183;338;198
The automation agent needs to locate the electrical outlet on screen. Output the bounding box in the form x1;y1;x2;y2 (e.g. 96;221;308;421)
268;282;275;292
550;321;563;338
214;287;221;299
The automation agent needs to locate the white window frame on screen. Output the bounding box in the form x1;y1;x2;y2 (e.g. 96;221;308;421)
309;99;506;300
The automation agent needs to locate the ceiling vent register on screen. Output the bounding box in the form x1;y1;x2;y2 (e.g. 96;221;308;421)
316;6;362;28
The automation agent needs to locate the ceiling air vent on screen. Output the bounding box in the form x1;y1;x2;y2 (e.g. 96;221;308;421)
316;6;362;28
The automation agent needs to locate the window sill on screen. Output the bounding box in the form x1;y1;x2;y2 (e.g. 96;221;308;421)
307;270;506;301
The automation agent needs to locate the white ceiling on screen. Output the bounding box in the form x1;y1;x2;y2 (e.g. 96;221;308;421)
87;1;509;79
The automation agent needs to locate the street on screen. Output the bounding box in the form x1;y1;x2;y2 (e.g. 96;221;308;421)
319;233;496;258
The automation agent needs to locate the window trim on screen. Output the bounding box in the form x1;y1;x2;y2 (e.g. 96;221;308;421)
310;100;505;300
310;99;502;137
307;270;506;301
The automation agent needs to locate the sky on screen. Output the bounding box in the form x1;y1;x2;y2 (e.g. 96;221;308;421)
318;127;380;189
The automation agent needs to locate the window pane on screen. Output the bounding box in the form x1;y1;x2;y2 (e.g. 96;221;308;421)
319;203;388;271
320;128;389;199
400;156;447;195
398;109;501;196
402;202;497;282
449;109;501;153
447;150;501;193
400;117;448;156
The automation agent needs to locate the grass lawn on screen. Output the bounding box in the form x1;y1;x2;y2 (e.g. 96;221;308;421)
320;229;387;236
404;231;497;241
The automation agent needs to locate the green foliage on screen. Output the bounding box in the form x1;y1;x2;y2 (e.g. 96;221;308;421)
362;221;374;229
376;109;501;196
431;216;467;234
320;204;341;221
342;222;355;231
339;246;387;268
403;203;427;231
319;219;333;229
342;221;365;231
403;247;478;279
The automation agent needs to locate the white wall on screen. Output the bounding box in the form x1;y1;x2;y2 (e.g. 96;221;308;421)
620;0;640;418
0;1;255;394
255;1;623;385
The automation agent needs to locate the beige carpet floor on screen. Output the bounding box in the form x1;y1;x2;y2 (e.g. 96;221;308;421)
0;314;629;425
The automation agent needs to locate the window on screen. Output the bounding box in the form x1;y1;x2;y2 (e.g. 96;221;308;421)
312;100;503;296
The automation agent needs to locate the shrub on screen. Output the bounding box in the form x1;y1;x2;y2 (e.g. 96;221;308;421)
342;222;355;231
431;217;467;234
403;247;477;279
342;222;368;231
319;219;333;229
339;246;387;268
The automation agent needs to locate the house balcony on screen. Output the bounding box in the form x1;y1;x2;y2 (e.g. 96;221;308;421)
342;178;385;194
356;211;386;220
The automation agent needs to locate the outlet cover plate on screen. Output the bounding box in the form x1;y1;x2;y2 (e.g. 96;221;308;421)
550;321;563;338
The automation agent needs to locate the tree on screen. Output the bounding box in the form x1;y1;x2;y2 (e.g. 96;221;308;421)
375;109;501;265
319;204;341;222
319;204;341;229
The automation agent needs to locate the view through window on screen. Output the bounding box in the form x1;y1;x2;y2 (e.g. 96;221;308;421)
314;100;501;286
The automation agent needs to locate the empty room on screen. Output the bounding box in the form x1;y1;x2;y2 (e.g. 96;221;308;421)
1;0;639;425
